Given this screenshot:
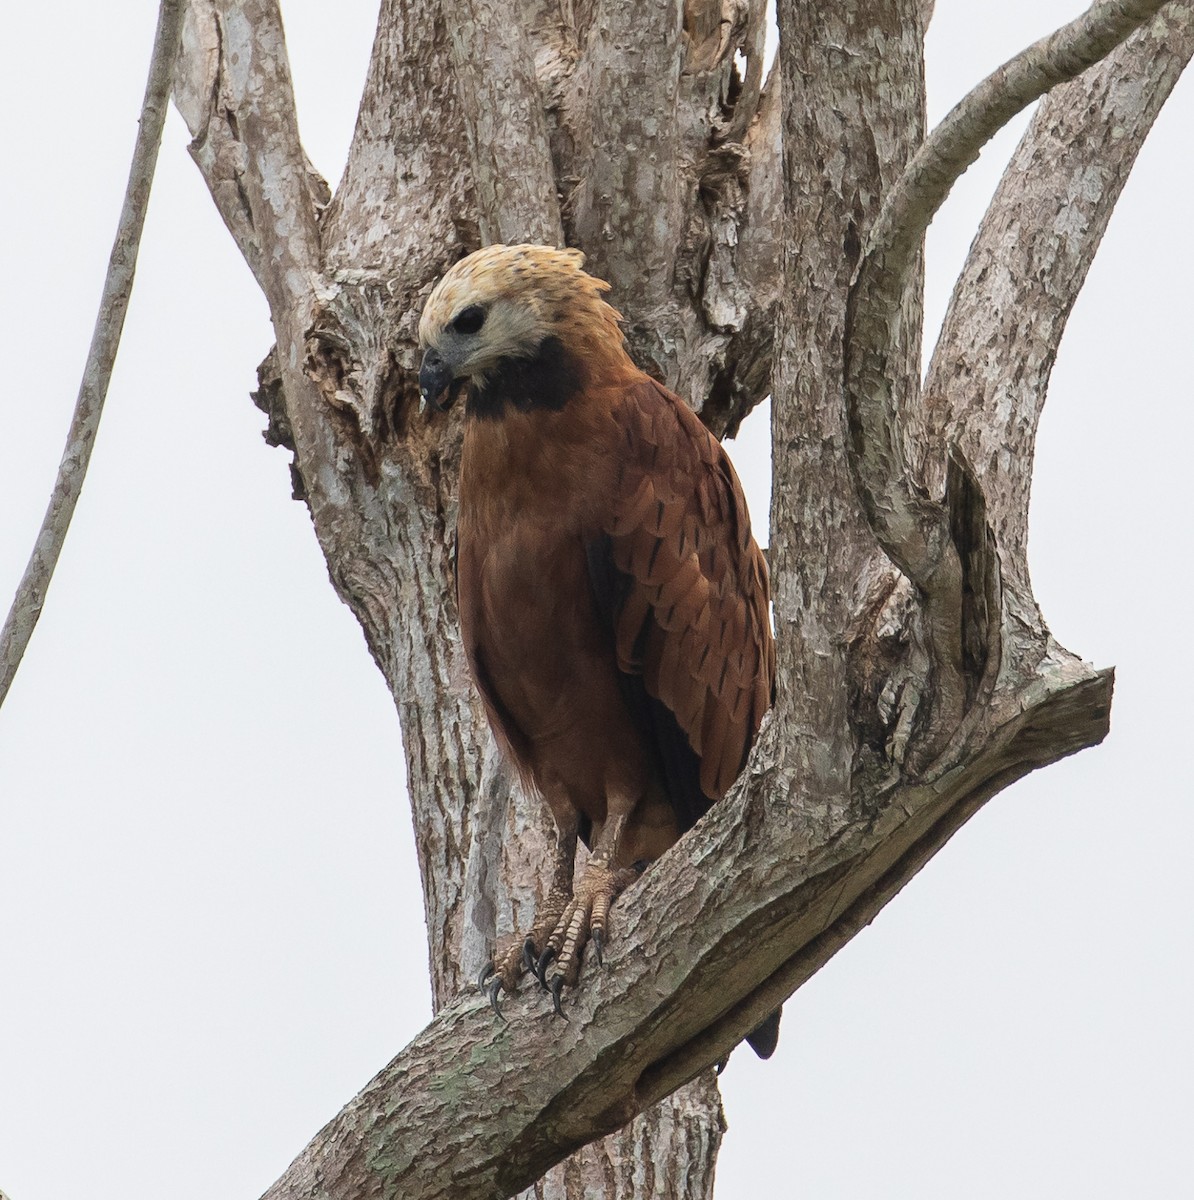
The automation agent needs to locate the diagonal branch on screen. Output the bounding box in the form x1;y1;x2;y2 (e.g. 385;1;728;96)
0;0;186;710
256;658;1110;1200
863;0;1175;322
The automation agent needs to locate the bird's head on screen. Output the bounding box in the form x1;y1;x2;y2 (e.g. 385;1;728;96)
417;244;625;413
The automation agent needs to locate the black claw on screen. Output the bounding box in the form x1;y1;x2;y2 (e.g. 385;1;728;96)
550;974;567;1019
522;938;538;976
535;947;556;990
486;975;506;1020
592;929;604;967
477;961;495;990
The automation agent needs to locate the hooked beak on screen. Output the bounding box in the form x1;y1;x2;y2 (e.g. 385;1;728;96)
418;348;456;414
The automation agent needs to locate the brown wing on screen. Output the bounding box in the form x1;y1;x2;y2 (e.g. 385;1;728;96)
589;377;774;827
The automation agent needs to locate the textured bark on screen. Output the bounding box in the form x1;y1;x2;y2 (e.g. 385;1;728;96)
771;0;926;832
842;0;1175;768
442;0;562;245
176;0;759;1193
923;4;1194;682
162;0;1190;1195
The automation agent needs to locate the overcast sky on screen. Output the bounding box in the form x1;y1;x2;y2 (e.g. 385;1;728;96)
2;2;1191;1198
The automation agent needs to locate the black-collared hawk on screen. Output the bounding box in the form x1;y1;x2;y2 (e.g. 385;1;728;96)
418;244;777;1056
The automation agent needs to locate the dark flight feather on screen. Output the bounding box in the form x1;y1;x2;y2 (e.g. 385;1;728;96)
586;535;709;836
591;378;774;820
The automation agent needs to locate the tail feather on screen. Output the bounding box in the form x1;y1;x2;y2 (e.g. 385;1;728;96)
745;1007;782;1059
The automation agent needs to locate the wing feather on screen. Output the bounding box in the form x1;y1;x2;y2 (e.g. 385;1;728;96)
588;377;774;834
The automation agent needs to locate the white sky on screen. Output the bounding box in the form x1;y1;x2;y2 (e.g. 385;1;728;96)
1;2;1191;1198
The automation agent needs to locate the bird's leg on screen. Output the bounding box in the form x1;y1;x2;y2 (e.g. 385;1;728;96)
543;810;641;1009
483;815;578;1010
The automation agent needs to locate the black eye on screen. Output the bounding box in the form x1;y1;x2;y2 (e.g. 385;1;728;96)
451;305;486;335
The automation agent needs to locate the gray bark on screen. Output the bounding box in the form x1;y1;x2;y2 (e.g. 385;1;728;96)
923;5;1194;682
163;0;1194;1195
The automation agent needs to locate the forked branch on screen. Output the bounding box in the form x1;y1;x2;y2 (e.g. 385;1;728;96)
924;2;1194;573
869;0;1174;283
842;0;1174;757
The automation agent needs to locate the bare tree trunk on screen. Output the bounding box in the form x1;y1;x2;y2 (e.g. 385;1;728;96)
165;0;1193;1196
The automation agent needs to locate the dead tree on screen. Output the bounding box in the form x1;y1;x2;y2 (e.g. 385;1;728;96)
156;0;1191;1196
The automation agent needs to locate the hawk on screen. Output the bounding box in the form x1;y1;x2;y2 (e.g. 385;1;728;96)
419;244;778;1055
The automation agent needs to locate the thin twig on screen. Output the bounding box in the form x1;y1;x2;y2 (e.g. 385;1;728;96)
0;0;186;709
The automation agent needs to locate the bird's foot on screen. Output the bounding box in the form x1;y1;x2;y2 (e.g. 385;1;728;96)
539;857;639;1013
478;885;572;1015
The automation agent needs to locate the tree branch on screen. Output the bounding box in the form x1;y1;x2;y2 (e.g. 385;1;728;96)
257;658;1110;1200
319;0;480;336
771;0;927;796
922;3;1194;676
173;0;324;312
841;0;1173;758
847;0;1173;585
0;0;185;709
865;0;1175;309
